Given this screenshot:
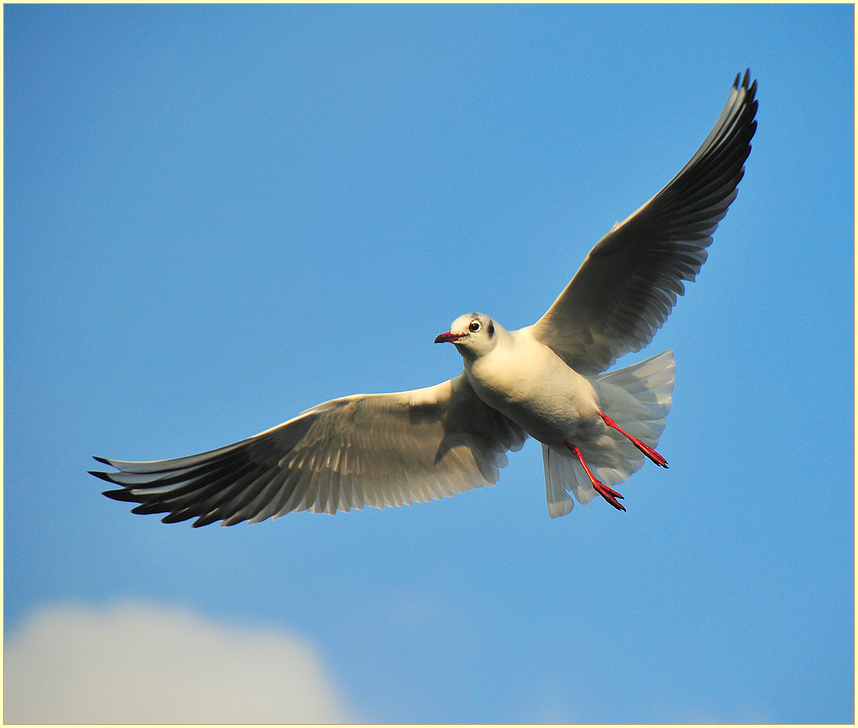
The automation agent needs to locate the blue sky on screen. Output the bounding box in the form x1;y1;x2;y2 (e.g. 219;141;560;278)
4;4;853;724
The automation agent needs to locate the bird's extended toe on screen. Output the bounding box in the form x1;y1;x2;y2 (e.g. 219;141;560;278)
593;482;626;512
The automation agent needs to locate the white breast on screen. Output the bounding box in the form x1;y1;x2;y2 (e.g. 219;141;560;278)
463;329;599;445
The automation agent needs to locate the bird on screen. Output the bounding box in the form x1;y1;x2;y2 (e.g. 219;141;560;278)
91;71;757;525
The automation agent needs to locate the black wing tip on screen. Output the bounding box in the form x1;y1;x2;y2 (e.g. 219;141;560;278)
102;487;138;502
191;515;220;528
160;510;197;525
93;454;241;528
90;470;118;484
738;69;758;104
732;69;757;102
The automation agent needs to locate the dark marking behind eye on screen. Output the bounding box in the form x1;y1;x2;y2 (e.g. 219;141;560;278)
488;321;495;338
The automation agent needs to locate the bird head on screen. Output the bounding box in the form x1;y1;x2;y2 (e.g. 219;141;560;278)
434;313;499;359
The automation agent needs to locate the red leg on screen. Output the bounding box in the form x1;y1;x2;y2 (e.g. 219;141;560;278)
564;441;626;512
599;412;668;468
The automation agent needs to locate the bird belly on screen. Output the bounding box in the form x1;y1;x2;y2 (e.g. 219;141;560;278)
465;348;600;446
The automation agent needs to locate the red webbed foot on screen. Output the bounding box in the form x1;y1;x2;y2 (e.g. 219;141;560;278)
592;481;626;512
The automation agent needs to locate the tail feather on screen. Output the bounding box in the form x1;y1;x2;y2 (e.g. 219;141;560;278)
543;446;598;518
544;350;675;518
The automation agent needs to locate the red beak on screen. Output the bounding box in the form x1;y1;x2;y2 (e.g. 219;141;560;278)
434;332;462;344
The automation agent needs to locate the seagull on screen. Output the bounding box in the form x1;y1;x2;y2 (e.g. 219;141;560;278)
92;71;757;525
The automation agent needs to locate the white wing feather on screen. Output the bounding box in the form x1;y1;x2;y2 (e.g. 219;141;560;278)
528;71;757;374
93;373;526;527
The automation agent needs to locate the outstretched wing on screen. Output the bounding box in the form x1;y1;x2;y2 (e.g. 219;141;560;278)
92;373;526;527
528;70;758;374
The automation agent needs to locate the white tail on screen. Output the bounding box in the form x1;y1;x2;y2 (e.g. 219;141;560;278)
544;349;675;518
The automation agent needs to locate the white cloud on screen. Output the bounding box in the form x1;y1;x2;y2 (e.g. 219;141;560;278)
4;601;357;724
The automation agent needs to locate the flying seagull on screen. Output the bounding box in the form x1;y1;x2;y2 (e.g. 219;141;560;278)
92;71;757;525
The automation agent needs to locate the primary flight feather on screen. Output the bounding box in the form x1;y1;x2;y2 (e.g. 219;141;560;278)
92;71;757;524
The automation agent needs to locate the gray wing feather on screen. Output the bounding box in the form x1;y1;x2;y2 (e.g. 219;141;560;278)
92;373;526;527
528;70;758;374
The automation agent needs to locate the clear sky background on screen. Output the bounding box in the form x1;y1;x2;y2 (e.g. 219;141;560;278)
4;4;854;724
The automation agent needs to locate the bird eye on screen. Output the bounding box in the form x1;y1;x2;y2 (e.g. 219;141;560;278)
469;321;481;333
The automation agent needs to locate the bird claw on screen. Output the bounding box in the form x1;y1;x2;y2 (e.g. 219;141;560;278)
593;481;626;512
